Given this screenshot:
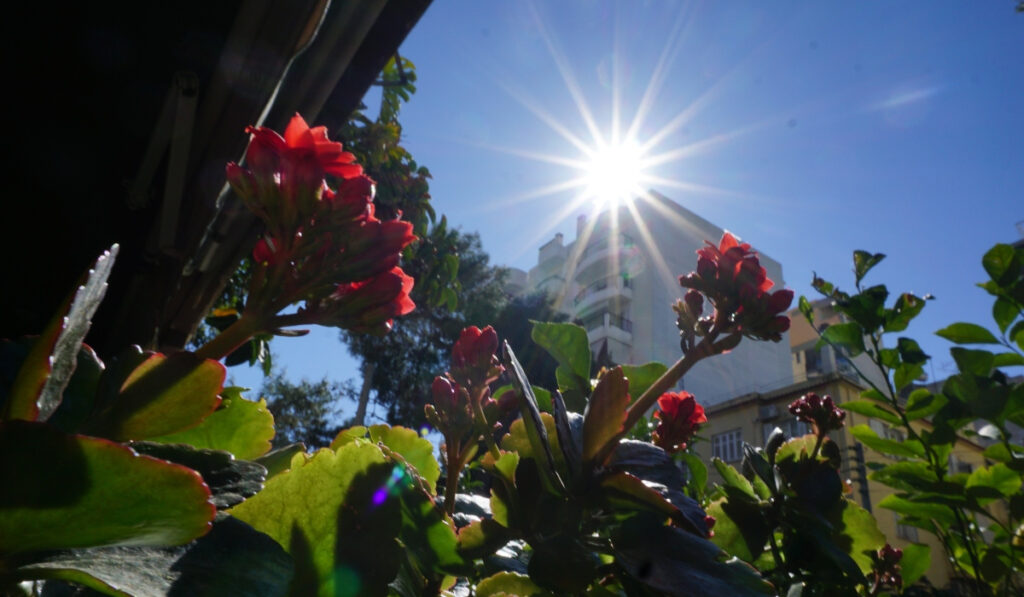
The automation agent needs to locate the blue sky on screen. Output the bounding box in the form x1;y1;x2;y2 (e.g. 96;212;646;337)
231;2;1023;419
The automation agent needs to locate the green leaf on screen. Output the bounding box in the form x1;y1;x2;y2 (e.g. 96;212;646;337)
367;424;441;494
992;297;1018;334
878;494;955;526
679;451;708;495
456;518;511;560
828;499;887;576
951;347;995;376
12;516;292;597
476;571;551;597
817;322;865;356
712;458;757;500
840;400;901;426
894;362;925;392
0;421;214;554
993;352;1024;368
707;498;769;563
966;463;1022;499
4;245;118;422
798;295;814;325
501;413;567;479
900;543;931;586
905;389;947;420
838;285;888;330
869;462;939;492
936;322;1000;345
884;293;926;333
582;367;630;466
850;424;925;458
230;441;404;597
982;243;1017;283
149;387;275;460
619;362;668;402
86;352;225;441
853;251;886;286
1014;321;1024;351
530;321;591;396
897;337;929;365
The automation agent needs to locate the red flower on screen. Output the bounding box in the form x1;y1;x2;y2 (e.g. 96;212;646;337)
652;392;707;453
322;267;415;335
872;544;903;590
788;392;846;436
679;232;792;342
451;326;503;388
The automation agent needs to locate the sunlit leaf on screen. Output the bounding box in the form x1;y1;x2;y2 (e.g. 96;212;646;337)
0;421;214;554
476;571;551;597
149;387;275;460
368;424;441;494
936;323;1000;345
582;366;630;467
230;442;404;597
850;424;924;459
901;543;931;586
530;321;591;400
853;250;885;286
712;458;757;500
619;362;668;402
816;322;865;356
87;352;225;441
707;498;769;563
840;400;901;426
129;441;266;510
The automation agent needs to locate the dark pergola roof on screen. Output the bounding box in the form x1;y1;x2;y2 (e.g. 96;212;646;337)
1;0;432;357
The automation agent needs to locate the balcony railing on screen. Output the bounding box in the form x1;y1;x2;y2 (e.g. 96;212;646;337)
578;234;635;261
582;313;632;333
574;276;632;305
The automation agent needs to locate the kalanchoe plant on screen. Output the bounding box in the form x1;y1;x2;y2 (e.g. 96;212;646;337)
869;544;904;595
789;392;846;436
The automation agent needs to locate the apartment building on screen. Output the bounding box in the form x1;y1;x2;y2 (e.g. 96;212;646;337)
509;191;794;405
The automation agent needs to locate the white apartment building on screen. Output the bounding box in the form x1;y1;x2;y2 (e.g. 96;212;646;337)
509;192;794;406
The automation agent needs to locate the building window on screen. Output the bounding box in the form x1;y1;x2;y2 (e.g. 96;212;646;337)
712;429;743;462
949;454;974;475
895;514;919;541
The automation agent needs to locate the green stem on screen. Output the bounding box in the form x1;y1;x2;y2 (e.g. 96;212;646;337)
622;333;731;433
442;441;462;516
194;313;263;361
472;389;502;461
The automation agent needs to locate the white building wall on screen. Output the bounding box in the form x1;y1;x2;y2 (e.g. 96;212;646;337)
518;192;794;407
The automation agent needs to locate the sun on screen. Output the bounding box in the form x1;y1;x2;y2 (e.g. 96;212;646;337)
580;138;650;208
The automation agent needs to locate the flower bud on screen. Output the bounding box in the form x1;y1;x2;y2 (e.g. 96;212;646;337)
788;392;845;436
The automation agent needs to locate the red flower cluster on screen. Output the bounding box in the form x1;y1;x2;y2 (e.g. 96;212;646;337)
872;544;903;590
788;392;846;436
226;114;416;334
450;326;504;388
678;232;793;342
652;392;707;453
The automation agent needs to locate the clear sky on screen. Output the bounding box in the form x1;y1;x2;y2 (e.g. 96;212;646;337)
231;1;1023;418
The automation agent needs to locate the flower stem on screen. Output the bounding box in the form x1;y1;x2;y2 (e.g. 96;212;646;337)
621;333;735;434
194;313;263;361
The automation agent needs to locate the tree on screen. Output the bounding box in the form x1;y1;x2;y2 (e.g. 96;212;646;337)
260;372;353;449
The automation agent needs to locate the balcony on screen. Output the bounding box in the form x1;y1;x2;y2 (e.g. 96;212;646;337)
584;312;633;345
574;234;636;280
574;276;632;315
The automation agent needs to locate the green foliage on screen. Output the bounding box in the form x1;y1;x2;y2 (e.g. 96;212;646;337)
529;321;592;410
260;373;348;449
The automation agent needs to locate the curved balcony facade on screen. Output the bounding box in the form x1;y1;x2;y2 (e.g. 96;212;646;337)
573;276;633;317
